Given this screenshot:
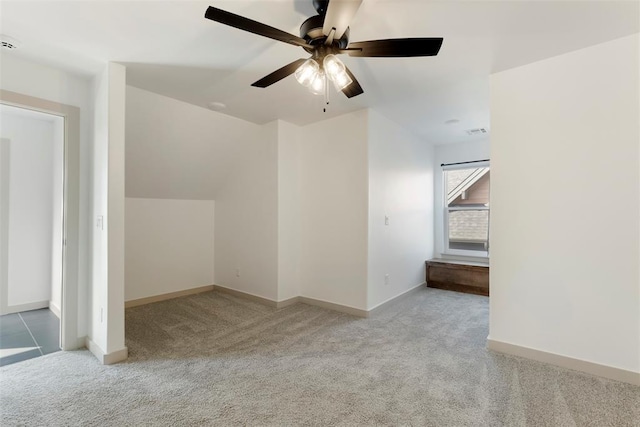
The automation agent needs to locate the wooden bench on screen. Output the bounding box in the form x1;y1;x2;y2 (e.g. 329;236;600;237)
426;259;489;296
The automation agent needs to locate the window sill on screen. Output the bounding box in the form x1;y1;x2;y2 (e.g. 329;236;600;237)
439;252;489;266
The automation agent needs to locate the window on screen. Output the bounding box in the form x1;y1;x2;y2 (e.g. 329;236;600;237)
443;163;490;256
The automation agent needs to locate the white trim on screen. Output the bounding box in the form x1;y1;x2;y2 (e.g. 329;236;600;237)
367;282;426;312
487;338;640;386
439;253;490;264
275;296;300;309
298;297;368;318
212;285;368;317
125;285;215;308
0;300;49;315
0;90;81;351
49;300;61;319
442;248;490;258
212;284;277;307
85;337;128;365
0;138;9;316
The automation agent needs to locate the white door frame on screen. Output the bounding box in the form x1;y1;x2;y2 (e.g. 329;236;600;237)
0;89;81;351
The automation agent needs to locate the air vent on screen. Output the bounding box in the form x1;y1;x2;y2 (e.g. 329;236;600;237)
465;128;488;136
0;35;20;50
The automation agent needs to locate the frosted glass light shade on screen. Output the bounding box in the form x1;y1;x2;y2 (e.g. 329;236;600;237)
323;54;345;79
309;71;326;95
294;59;319;87
331;70;353;91
323;54;352;90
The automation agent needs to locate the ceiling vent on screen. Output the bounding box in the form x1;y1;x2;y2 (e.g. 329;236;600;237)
0;35;20;50
465;128;488;136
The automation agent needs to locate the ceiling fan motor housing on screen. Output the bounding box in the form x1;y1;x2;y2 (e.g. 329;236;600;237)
300;15;350;50
312;0;329;15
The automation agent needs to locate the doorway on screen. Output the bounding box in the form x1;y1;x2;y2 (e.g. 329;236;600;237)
0;90;81;362
0;105;64;365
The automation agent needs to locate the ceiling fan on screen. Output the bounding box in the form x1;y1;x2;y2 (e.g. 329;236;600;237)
204;0;443;99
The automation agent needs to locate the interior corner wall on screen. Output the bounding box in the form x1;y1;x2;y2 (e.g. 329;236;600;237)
125;198;215;301
277;120;301;302
0;54;91;342
297;110;369;310
367;110;434;310
489;34;640;373
433;139;490;257
214;121;279;301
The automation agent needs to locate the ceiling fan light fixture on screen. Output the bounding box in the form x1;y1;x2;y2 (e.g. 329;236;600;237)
294;58;320;87
308;70;326;95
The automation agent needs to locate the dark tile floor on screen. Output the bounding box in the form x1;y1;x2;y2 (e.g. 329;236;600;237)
0;308;60;366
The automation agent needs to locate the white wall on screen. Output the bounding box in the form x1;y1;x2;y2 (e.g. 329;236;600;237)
490;34;639;373
125;86;269;301
367;110;434;309
433;139;490;257
125;86;262;200
0;109;63;313
277;120;301;302
214;121;278;301
298;110;369;310
125;198;214;301
0;53;91;341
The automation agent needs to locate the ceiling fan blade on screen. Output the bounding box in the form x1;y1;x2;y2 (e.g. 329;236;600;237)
251;58;308;88
346;38;444;57
205;6;310;48
322;0;363;39
341;66;364;98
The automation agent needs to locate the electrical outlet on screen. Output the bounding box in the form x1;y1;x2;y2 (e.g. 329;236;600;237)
384;274;390;286
235;268;240;278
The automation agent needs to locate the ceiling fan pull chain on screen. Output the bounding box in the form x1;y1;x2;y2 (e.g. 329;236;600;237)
323;73;329;112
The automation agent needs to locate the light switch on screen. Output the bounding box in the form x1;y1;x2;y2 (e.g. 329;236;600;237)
384;215;389;226
97;215;104;230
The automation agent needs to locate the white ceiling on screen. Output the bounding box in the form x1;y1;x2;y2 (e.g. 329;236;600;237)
1;0;638;144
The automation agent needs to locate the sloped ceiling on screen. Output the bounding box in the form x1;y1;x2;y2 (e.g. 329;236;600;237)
1;0;638;145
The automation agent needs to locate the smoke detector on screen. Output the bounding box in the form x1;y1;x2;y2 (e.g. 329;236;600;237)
0;35;21;50
465;128;488;136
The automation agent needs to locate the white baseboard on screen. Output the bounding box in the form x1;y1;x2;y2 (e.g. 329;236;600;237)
212;285;277;307
140;283;425;319
74;335;87;351
298;297;368;318
85;337;128;365
367;282;426;313
212;285;368;317
0;300;49;315
487;338;640;386
49;300;61;319
275;296;300;309
125;285;215;308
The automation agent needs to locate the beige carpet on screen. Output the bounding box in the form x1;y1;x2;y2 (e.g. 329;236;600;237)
1;287;638;426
